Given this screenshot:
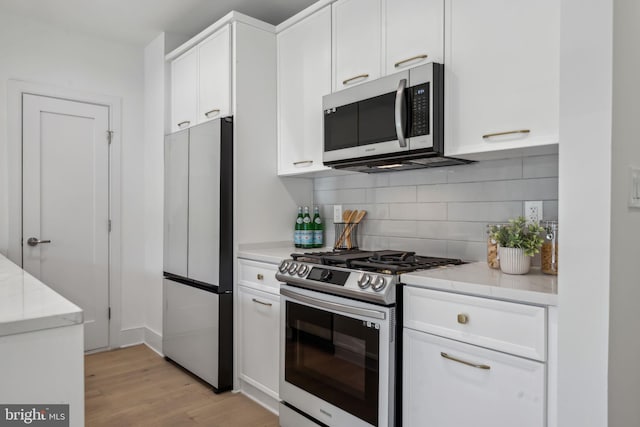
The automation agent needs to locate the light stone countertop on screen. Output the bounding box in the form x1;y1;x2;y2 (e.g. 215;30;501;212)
0;254;83;337
237;242;334;265
401;262;558;306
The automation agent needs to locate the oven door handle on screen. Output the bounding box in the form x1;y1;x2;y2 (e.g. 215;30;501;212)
395;78;408;148
281;288;386;320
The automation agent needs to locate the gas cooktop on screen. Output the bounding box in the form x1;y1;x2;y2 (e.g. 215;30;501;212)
277;249;464;305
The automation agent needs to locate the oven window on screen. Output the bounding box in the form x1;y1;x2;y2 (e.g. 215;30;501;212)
285;301;379;426
358;91;401;146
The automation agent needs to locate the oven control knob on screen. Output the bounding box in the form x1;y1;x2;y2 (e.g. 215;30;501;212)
357;273;372;289
297;264;309;277
278;260;290;273
372;276;387;292
320;269;333;282
288;263;299;275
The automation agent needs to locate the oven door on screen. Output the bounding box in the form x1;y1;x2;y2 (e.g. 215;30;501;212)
280;285;394;427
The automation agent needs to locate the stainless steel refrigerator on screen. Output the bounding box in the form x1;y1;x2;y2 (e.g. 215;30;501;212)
163;117;233;392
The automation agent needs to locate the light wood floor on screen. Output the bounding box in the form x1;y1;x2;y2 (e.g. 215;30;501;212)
85;344;279;427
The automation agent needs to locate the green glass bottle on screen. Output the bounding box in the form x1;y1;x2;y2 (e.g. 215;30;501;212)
301;206;313;249
294;207;303;248
312;206;323;248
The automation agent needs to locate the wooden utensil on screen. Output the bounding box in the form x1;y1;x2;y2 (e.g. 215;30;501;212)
335;209;357;249
345;210;367;249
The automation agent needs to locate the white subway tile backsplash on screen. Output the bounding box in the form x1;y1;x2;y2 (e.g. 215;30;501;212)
523;155;559;178
366;186;417;203
389;203;447;221
446;222;487;242
315;188;367;205
387;168;448;186
447;241;487;261
362;220;418;237
447;202;523;222
416;222;449;240
315;172;390;191
386;237;448;257
447;158;523;183
313;156;558;261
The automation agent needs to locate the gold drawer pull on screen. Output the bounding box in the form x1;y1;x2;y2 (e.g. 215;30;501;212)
482;129;530;139
457;313;469;324
257;274;264;280
394;54;428;68
343;73;370;85
441;352;491;370
252;298;272;307
293;160;313;167
204;109;220;118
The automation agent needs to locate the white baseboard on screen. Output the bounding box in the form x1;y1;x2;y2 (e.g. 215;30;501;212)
118;326;145;348
239;380;279;415
144;327;163;355
117;326;163;356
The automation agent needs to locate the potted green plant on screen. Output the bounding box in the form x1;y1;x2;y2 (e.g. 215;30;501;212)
489;217;545;275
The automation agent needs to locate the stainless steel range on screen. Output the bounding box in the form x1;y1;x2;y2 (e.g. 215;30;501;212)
277;250;463;427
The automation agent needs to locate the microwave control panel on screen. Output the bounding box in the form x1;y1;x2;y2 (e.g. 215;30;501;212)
409;83;430;137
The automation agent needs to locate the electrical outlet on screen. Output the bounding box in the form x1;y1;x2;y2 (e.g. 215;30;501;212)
524;201;543;224
333;205;343;223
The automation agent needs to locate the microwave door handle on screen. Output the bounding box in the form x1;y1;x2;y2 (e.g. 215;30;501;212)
395;78;408;148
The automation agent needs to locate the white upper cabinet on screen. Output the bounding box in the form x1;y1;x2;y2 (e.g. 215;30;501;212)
332;0;382;91
198;25;232;123
277;5;332;176
170;25;232;132
171;50;198;132
384;0;444;74
444;0;560;158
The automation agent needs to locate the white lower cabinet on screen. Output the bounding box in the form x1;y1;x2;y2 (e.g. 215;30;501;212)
403;329;545;427
238;284;280;399
403;285;548;427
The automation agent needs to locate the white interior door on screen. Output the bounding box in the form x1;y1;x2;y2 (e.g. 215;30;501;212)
22;94;110;351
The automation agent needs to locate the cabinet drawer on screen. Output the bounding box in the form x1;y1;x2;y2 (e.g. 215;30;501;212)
403;329;545;427
238;259;280;293
403;286;546;361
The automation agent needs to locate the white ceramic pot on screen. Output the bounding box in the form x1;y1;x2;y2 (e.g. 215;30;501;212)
498;247;531;275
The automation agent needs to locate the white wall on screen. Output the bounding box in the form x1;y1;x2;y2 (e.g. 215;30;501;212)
609;1;640;425
0;12;147;341
558;0;612;425
143;33;166;345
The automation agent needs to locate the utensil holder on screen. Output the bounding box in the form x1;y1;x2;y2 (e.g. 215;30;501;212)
334;222;359;250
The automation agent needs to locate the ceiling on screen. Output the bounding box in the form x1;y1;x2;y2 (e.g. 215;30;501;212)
0;0;318;47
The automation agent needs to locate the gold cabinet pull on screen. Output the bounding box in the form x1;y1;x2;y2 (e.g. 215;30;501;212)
394;54;428;68
457;313;469;324
343;73;370;85
252;298;272;307
441;352;491;370
482;129;530;139
204;109;220;118
293;160;313;167
256;274;264;280
177;120;191;128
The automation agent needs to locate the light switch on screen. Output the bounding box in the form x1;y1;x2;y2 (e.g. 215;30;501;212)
629;167;640;208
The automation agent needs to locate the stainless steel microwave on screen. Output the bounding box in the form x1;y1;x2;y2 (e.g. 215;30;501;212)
322;62;471;172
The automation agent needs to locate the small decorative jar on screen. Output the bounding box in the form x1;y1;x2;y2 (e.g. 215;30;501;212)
486;223;505;269
541;220;558;275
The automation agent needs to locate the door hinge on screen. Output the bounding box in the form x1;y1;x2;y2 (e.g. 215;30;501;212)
108;219;112;232
107;130;114;144
108;307;111;319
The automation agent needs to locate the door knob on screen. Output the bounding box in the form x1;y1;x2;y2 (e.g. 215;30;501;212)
27;237;52;246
